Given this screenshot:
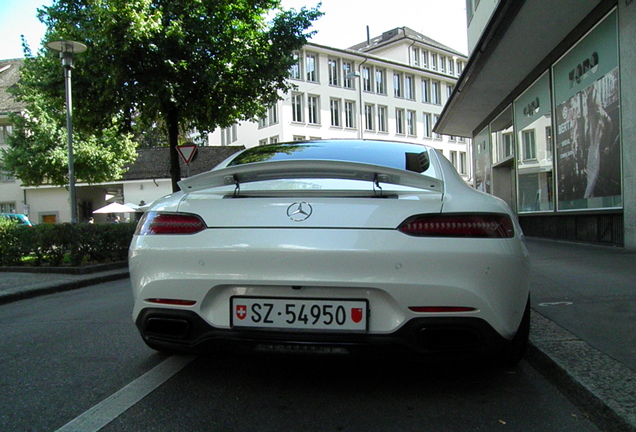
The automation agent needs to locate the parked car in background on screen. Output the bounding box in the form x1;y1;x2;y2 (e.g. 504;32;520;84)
129;139;531;365
0;213;32;226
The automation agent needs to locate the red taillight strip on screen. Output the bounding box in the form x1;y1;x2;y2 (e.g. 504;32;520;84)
146;298;197;306
398;214;514;238
409;306;477;313
136;212;207;235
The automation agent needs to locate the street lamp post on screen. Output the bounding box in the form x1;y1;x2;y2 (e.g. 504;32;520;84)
47;40;87;224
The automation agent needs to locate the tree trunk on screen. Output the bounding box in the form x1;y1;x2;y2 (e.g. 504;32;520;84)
166;105;181;192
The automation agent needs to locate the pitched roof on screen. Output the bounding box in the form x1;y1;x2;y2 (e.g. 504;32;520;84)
349;27;464;57
0;59;25;115
122;146;245;181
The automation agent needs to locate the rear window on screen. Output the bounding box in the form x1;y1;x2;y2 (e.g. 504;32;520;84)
228;140;438;178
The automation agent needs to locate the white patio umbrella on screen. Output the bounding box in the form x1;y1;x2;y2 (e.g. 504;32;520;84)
92;202;138;214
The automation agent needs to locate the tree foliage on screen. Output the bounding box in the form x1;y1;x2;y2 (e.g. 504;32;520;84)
2;59;138;187
25;0;322;191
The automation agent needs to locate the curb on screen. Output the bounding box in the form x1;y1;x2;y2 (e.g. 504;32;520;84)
527;310;636;432
0;269;129;306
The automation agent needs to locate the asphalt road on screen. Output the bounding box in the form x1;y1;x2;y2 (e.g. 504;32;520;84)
1;279;602;432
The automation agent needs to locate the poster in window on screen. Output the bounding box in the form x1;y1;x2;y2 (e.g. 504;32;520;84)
553;11;621;211
473;126;491;193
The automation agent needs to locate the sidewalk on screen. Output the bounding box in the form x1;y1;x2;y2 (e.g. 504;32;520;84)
0;240;634;431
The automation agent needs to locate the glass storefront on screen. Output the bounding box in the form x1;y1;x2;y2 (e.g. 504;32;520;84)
475;10;621;216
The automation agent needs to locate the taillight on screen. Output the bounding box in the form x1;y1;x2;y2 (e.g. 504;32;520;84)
135;212;206;235
398;213;514;238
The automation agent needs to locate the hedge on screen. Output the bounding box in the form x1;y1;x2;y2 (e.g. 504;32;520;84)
0;220;136;267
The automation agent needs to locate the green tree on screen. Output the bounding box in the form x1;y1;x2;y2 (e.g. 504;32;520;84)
2;59;138;186
30;0;322;191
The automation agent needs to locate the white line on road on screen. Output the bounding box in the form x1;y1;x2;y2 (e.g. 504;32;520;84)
55;354;196;432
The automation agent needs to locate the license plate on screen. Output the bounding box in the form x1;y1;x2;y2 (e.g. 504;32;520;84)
230;297;368;332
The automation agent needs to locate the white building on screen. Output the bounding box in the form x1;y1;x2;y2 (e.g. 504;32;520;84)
1;26;470;224
209;27;471;181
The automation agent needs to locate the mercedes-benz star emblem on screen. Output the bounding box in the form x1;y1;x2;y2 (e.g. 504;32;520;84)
287;202;313;222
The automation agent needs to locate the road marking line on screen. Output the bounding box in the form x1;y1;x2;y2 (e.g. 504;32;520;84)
55;354;196;432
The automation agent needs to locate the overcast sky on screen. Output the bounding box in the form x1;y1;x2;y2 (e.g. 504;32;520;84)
0;0;467;60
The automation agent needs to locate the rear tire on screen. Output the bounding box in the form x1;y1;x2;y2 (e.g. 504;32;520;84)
498;297;530;367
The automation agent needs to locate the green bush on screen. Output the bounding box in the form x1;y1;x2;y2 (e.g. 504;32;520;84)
0;222;136;267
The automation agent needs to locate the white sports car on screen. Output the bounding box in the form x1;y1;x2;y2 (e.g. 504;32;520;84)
129;140;530;365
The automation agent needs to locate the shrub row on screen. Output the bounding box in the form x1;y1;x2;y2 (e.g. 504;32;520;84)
0;220;136;267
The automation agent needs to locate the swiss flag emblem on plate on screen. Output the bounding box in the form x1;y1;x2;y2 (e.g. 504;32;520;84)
351;308;363;324
236;305;247;320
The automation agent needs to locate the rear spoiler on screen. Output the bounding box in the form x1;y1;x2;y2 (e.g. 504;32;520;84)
178;159;443;195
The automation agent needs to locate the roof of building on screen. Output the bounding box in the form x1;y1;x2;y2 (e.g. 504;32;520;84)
122;145;245;181
349;26;465;57
0;59;25;115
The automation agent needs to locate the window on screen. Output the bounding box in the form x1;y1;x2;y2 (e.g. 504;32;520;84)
447;84;454;100
308;95;320;125
364;104;374;131
290;52;301;80
449;58;455;76
330;99;341;127
405;75;415;100
328;58;339;86
431;80;441;105
457;61;464;75
375;68;386;94
407;110;416;136
342;61;354;89
545;126;553;160
421;49;429;69
411;47;419;67
377;106;388;132
258;104;277;128
268;104;278;125
293;135;306;141
0;165;15;182
292;93;304;123
422;113;431;137
439;55;446;73
0;125;13;144
221;124;238;145
0;202;16;213
345;101;356;129
362;66;372;92
460;152;467;175
502;133;513;159
522;130;537;160
306;53;318;82
395;108;405;135
430;53;438;71
421;79;430;103
269;136;279;144
259;139;268;146
450;151;458;169
393;73;403;98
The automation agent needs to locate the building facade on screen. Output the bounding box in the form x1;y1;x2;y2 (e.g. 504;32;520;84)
1;26;470;224
436;0;635;249
209;27;472;182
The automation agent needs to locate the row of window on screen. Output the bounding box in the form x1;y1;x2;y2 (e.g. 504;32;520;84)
287;92;468;143
292;52;452;106
409;46;465;77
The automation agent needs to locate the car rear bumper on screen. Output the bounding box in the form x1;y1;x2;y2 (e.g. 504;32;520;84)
136;307;513;360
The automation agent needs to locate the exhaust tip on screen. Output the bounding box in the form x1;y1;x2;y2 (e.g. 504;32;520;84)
144;317;191;339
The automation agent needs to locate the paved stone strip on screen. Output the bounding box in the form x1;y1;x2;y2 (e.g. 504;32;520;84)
528;311;636;432
55;354;196;432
